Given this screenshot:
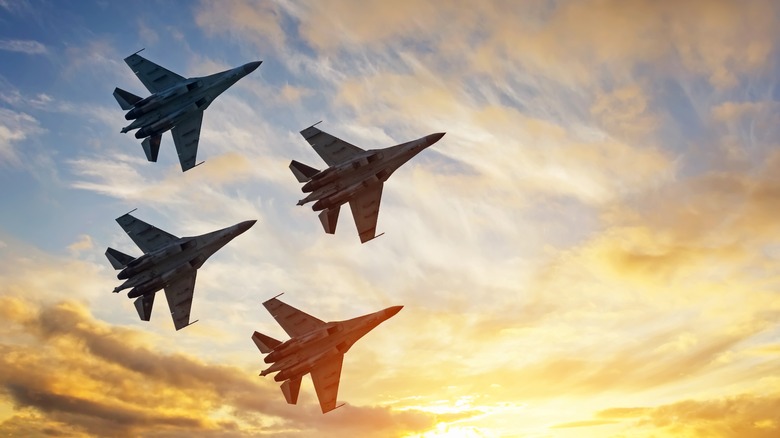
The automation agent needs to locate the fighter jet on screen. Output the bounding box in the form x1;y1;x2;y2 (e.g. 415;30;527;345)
113;50;262;172
289;123;445;243
105;211;256;330
252;295;403;413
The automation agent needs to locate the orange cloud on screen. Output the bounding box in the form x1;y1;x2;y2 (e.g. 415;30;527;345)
593;394;780;438
590;84;659;143
260;0;780;88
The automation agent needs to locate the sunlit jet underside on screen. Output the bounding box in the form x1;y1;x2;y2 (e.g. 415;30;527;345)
252;295;402;413
113;50;262;171
289;123;445;243
105;211;256;330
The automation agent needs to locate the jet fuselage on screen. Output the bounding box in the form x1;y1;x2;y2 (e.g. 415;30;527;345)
297;133;445;211
112;220;256;298
260;306;403;382
120;62;261;139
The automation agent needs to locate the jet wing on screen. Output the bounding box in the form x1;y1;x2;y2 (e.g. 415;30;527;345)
116;213;179;254
171;111;203;171
124;53;186;94
163;272;196;331
263;297;325;338
300;125;365;167
310;355;344;413
349;183;383;243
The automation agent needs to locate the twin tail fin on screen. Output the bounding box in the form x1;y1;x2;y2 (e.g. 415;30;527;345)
289;160;319;183
142;135;162;162
252;331;282;354
105;247;135;270
113;87;142;110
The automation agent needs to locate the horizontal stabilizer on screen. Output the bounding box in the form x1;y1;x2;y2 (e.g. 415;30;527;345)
289;160;320;183
113;87;142;110
252;331;282;354
134;293;155;321
319;207;339;234
105;247;135;269
281;377;302;405
142;135;162;162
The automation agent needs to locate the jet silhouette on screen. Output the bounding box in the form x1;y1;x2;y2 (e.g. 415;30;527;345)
252;295;402;413
106;211;255;330
113;50;261;171
290;123;445;243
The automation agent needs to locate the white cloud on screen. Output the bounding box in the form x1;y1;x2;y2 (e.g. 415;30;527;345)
0;108;43;167
0;38;46;54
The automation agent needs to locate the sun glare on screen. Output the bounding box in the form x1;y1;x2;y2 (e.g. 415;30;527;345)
409;422;496;438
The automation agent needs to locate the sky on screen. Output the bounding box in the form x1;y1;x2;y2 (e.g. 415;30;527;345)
1;0;779;436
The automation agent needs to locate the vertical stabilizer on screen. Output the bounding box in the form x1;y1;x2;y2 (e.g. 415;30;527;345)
142;135;162;162
134;293;155;321
281;377;302;405
113;87;142;110
105;247;136;269
251;331;282;354
289;160;320;182
318;207;340;234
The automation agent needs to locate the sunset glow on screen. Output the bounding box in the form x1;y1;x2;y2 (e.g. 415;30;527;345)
1;0;780;436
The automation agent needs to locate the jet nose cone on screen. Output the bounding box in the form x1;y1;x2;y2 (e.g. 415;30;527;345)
427;132;446;145
385;305;403;318
236;219;257;234
243;61;262;75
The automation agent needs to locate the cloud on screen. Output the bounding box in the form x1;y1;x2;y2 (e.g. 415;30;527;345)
61;39;132;85
0;0;34;16
68;151;264;205
590;84;659;143
592;394;780;438
277;0;780;89
0;38;47;54
711;101;779;123
137;19;159;45
67;234;93;254
588;153;780;285
464;105;673;204
195;0;287;51
0;108;43;167
278;83;312;103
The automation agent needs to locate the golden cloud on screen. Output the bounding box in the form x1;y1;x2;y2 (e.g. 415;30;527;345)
262;0;780;89
590;84;659;143
593;394;780;437
67;234;93;254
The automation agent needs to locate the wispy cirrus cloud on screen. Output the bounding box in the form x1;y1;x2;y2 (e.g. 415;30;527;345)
0;108;43;167
2;1;780;436
0;38;46;54
558;394;780;437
